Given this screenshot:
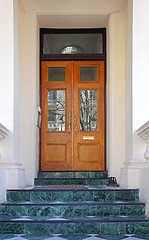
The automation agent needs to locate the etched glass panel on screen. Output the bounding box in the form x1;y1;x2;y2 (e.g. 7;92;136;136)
48;67;65;81
80;90;97;131
80;67;97;81
48;90;65;131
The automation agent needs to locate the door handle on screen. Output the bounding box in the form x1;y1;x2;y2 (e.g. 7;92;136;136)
37;107;41;128
74;112;77;131
68;112;71;133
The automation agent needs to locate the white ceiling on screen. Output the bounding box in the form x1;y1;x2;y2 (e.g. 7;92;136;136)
38;14;110;28
20;0;127;28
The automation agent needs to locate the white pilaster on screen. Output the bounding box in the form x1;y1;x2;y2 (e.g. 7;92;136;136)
107;7;126;182
0;0;26;201
120;0;149;188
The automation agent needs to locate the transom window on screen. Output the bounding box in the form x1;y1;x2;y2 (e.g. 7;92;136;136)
40;28;106;60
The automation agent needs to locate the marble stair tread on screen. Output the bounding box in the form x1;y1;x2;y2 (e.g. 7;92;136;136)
1;218;149;234
35;177;109;180
0;215;149;223
6;187;139;203
1;200;145;214
32;185;120;190
7;185;137;191
38;171;108;179
1;200;144;206
1;200;145;217
34;178;110;186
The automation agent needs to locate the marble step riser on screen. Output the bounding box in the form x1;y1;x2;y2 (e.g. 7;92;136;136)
0;221;149;234
34;178;110;186
1;204;145;217
7;190;139;202
38;171;108;179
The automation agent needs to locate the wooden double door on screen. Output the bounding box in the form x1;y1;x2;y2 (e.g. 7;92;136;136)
41;61;105;171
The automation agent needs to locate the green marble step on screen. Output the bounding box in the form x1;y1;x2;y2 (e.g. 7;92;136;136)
0;215;149;234
34;178;110;186
38;171;108;179
1;201;145;217
7;187;139;202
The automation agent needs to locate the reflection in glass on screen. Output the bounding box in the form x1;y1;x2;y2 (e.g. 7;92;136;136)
48;67;65;81
80;67;97;81
80;90;97;131
61;45;83;54
48;90;65;131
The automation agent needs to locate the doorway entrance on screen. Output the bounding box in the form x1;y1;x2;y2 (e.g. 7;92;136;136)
41;60;105;171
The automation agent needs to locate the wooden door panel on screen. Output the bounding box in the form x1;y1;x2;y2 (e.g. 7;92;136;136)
73;134;104;170
73;61;105;171
78;144;99;162
41;61;73;171
45;144;67;162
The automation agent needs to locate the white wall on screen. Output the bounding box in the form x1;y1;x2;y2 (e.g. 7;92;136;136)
132;0;149;129
124;0;149;165
119;0;149;190
106;7;127;182
0;0;21;164
131;0;149;162
125;0;133;164
19;8;39;185
132;0;149;216
0;0;15;163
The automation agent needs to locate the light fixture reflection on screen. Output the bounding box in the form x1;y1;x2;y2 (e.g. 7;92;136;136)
61;45;83;54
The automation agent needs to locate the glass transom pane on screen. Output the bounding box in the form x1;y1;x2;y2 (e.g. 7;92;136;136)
48;67;65;81
48;90;65;131
80;90;97;131
43;33;103;54
80;67;98;81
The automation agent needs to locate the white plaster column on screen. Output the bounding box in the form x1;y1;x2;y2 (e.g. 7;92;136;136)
120;0;149;188
0;0;26;201
107;8;126;182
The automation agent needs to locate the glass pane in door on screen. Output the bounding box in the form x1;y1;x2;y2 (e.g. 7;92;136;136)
80;67;97;81
48;90;65;131
48;67;65;81
80;90;97;131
